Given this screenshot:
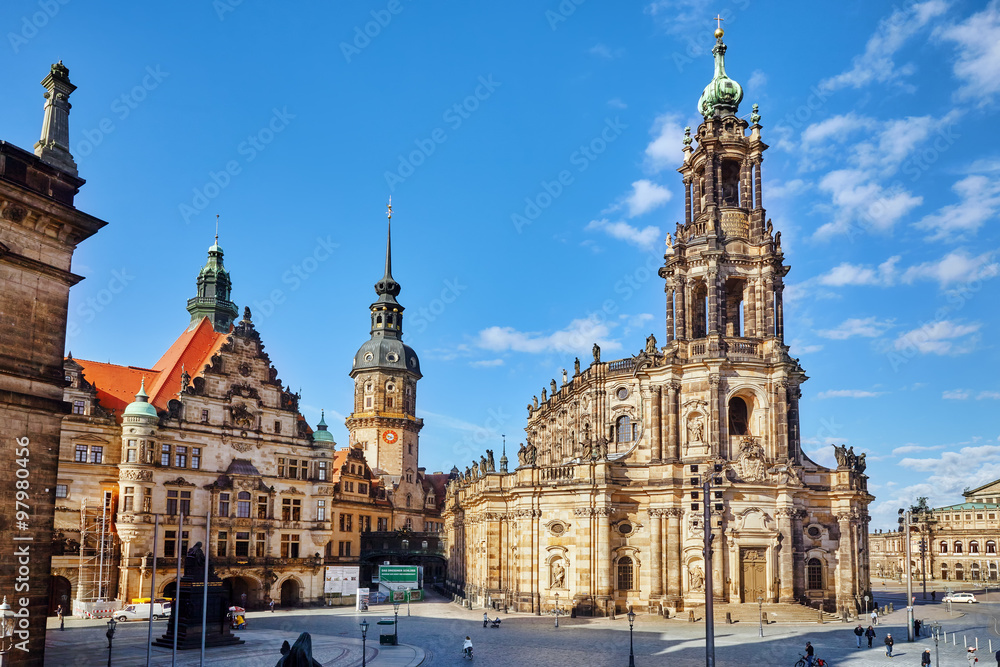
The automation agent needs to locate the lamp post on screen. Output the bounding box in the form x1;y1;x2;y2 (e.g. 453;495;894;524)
359;619;369;667
106;617;117;667
757;596;764;637
392;601;400;645
898;508;914;642
553;592;559;628
0;597;13;667
627;607;636;667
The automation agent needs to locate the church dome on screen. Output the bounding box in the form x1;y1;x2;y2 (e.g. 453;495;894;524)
313;411;335;443
352;337;421;377
123;379;158;419
697;30;743;118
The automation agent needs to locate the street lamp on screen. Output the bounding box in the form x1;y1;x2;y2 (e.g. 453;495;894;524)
105;617;117;667
392;601;400;645
0;597;13;667
757;596;764;638
553;592;559;628
627;607;636;667
359;619;369;667
898;508;915;642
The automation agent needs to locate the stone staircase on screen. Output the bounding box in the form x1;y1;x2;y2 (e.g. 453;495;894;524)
680;601;842;624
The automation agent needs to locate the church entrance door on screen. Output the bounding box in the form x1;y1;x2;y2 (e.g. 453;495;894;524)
740;548;766;602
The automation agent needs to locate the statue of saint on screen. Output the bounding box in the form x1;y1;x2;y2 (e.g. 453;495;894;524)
689;564;705;592
551;560;566;588
593;343;601;363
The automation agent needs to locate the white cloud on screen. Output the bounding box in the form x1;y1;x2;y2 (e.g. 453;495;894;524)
813;170;923;239
818;256;900;287
816;389;886;399
476;316;622;355
623;180;672;217
899;444;1000;472
586;218;661;248
900;249;999;286
607;98;628;110
589;43;624;60
469;359;504;368
891;444;944;455
914;173;1000;241
820;0;951;92
788;338;823;355
978;391;1000;400
747;69;767;91
801;113;874;150
942;389;971;399
817;316;894;340
893;320;981;355
936;0;1000;104
645;113;687;173
767;179;807;199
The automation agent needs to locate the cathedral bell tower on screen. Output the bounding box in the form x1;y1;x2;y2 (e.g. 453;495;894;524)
659;23;806;465
346;202;423;491
186;234;238;333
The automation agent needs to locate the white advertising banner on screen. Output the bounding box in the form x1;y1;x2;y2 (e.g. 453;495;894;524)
324;566;361;595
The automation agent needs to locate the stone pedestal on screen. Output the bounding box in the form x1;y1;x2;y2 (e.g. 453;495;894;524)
153;551;243;650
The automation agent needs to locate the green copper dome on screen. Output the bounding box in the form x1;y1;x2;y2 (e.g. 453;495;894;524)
313;410;335;443
697;32;743;118
123;379;159;419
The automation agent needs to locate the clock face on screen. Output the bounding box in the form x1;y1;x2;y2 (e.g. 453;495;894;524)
383;430;398;444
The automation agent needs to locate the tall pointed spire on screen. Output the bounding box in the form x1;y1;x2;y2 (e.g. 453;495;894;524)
375;198;401;298
187;230;238;332
696;23;744;118
34;61;78;176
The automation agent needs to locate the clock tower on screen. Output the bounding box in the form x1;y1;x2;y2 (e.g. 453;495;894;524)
346;203;424;514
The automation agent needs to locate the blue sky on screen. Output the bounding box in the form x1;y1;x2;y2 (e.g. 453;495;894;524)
3;0;997;529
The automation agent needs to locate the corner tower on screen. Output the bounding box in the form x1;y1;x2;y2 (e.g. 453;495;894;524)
346;202;423;484
186;234;238;332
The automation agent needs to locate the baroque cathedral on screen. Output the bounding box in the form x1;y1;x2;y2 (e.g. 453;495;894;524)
442;28;874;616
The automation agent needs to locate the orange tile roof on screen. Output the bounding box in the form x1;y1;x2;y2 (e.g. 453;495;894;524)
74;317;229;420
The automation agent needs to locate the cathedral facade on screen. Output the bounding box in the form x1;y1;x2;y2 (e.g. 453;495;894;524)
442;29;873;616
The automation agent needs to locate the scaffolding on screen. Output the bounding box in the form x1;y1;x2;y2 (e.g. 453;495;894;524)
75;490;118;613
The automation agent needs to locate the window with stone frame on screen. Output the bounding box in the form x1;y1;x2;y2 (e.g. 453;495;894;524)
161;443;171;466
72;400;86;415
971;540;980;554
377;517;388;531
191;448;201;470
217;531;228;557
317;500;326;522
74;444;88;462
280;534;300;558
174;446;187;468
278;457;286;477
142;488;152;513
236;491;251;518
954;541;963;554
235;531;250;557
122;487;134;512
282;498;301;522
257;496;268;519
166;490;179;515
55;484;68;499
219;493;230;517
317;461;328;481
299;459;308;479
617;556;634;590
988;540;997;554
338;541;352;556
90;446;103;464
940;541;948;554
179;490;191;515
807;558;823;589
255;532;266;557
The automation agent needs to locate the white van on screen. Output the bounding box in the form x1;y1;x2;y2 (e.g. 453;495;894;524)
116;601;170;621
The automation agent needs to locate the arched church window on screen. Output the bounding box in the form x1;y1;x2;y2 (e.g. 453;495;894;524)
971;540;980;554
721;160;741;207
955;563;965;580
728;397;749;436
807;558;823;590
405;494;411;508
615;416;634;445
940;541;948;554
376;315;382;326
691;282;708;339
617;556;634;590
954;541;963;554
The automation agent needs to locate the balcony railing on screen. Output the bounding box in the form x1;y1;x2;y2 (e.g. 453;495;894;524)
606;358;635;374
539;465;575;481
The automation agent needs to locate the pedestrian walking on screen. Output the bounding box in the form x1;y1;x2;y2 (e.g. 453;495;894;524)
932;590;936;601
884;633;894;658
871;609;879;625
805;641;815;667
269;598;275;613
865;625;876;648
968;647;979;666
55;605;64;631
483;611;488;628
922;649;931;666
853;624;864;648
914;618;922;637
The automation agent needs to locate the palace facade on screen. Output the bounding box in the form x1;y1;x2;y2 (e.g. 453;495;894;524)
870;480;1000;584
442;28;874;616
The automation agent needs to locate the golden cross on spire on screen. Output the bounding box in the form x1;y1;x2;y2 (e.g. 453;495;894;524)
386;196;392;221
713;13;724;29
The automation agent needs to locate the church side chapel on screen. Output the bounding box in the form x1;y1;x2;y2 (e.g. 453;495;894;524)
443;25;873;617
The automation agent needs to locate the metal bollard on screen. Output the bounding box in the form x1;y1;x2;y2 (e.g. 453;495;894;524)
726;612;732;624
964;635;967;647
975;637;979;650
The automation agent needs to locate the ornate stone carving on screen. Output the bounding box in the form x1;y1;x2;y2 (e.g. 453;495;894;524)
735;436;767;482
163;477;195;487
688;564;705;591
550;558;567;588
230;403;255;428
2;204;27;223
119;468;153;481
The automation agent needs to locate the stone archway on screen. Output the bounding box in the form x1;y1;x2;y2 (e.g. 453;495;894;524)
48;576;71;616
280;578;300;607
222;576;259;609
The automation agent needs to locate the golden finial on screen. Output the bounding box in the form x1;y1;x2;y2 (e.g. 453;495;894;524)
386;196;392;222
713;13;724;39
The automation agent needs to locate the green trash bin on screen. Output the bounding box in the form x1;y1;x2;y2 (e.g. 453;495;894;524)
378;619;396;645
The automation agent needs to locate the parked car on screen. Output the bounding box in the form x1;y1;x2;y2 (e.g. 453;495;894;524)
116;601;171;621
941;592;977;604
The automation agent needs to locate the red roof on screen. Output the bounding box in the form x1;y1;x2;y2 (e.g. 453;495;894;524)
74;317;229;420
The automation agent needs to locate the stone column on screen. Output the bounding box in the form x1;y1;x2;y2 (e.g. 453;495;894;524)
705;151;716;208
744;278;756;338
775;282;785;342
666;509;683;601
711;520;725;600
665;382;679;460
650;386;662;460
776;508;795;602
649;509;663;598
787;384;801;460
684;177;692;225
836;512;855;608
573;508;594;612
694;177;703;218
709;374;721;457
792;510;807;597
596;508;612;605
763;276;774;338
707;269;719;336
754;160;762;209
775;381;789;464
740;159;751;210
675;279;687;341
665;285;675;343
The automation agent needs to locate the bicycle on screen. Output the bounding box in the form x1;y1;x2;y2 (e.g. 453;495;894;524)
794;655;828;667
